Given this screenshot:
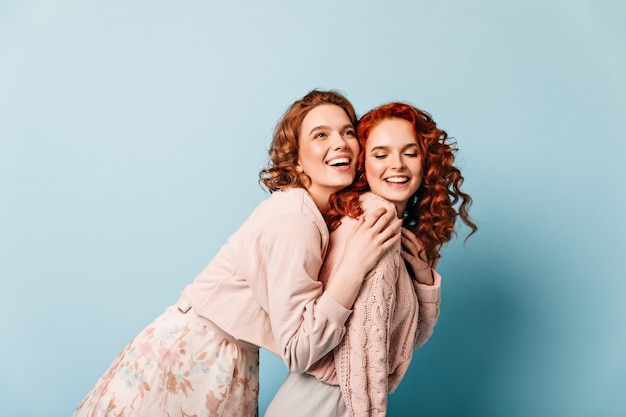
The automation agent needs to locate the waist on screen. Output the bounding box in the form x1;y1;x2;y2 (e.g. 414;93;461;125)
175;295;259;352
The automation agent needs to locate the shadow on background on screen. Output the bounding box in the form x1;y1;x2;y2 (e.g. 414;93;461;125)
388;256;521;417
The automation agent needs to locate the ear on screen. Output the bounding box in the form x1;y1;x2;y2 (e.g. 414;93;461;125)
295;162;304;173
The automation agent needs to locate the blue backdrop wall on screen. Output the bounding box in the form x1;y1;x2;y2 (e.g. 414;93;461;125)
1;1;624;416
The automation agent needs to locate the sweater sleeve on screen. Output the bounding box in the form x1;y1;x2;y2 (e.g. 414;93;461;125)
263;213;352;372
334;265;392;417
413;270;442;348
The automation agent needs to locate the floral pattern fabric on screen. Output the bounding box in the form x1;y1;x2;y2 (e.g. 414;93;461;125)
72;306;259;417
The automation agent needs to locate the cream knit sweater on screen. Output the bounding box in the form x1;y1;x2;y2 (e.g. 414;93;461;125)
307;192;441;417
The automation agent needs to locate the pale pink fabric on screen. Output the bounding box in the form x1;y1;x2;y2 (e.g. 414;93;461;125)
182;187;351;372
307;192;441;417
72;306;259;417
74;188;354;416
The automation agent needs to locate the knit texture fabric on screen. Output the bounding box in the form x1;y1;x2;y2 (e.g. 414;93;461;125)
308;192;441;417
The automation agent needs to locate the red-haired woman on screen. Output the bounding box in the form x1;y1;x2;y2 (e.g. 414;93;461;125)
266;102;477;417
71;90;402;417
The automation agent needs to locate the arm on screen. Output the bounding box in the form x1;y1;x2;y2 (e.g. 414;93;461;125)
413;271;441;348
264;209;401;372
264;214;351;372
400;227;435;285
400;227;441;347
333;267;392;417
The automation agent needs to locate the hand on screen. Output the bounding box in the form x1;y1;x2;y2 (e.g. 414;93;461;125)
342;207;402;278
401;227;435;285
324;208;402;309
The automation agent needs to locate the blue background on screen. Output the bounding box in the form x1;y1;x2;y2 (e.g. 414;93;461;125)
1;1;624;416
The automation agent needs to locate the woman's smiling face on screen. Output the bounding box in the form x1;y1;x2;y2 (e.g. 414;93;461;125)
364;118;423;216
297;104;359;209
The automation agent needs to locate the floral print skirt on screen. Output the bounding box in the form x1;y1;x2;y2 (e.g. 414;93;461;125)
72;305;259;417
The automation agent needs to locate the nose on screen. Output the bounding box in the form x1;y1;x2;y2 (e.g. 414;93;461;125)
330;132;349;150
390;153;406;170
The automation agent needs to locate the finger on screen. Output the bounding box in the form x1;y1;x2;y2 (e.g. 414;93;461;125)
402;250;430;271
346;213;367;239
400;250;416;263
379;218;403;243
401;243;417;260
401;235;416;250
363;207;387;227
401;247;423;265
368;209;398;233
401;227;421;245
401;230;416;249
401;229;424;253
401;235;417;251
379;231;401;253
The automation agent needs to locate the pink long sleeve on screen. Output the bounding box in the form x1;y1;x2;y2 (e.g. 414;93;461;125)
413;271;442;348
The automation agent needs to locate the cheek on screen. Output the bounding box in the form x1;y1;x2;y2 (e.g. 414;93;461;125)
414;158;424;178
364;164;379;189
415;168;424;183
298;144;321;167
296;142;307;165
364;161;374;180
415;175;423;190
349;141;360;156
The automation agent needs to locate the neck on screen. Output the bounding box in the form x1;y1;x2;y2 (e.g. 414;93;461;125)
306;186;333;214
395;201;407;218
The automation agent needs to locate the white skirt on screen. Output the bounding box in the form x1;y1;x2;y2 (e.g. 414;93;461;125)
264;372;347;417
73;305;260;417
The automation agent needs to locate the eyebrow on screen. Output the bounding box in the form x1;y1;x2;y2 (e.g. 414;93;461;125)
308;124;354;136
368;143;419;152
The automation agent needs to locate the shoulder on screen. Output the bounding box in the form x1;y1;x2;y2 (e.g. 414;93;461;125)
330;192;397;237
265;212;323;239
359;192;397;215
258;189;329;245
260;188;321;217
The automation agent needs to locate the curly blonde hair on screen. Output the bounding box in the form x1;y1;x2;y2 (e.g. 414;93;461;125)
259;90;357;192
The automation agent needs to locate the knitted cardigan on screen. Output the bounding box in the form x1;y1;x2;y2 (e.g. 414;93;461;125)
307;192;441;417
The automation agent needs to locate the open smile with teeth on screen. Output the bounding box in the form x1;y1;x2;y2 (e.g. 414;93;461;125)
385;176;409;184
327;157;351;167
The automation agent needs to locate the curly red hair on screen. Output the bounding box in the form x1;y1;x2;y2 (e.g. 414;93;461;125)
326;102;477;262
259;90;357;192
